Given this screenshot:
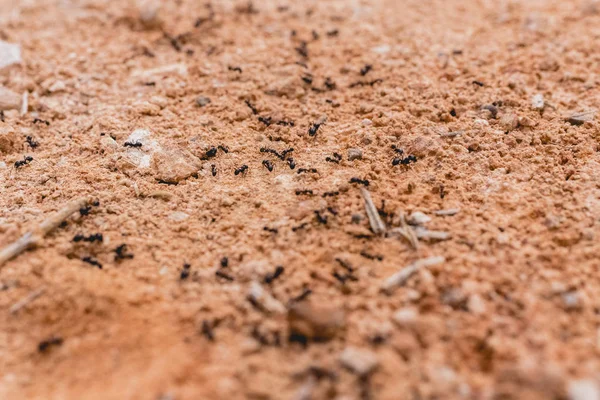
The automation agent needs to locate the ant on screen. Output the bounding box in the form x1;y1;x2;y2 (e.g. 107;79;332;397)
392;155;417;166
82;257;102;269
262;160;274;172
26;136;39;149
308;123;321;136
297;168;317;174
245;100;259;115
234;165;248;175
114;244;134;260
295;189;313;195
264;266;284;284
349;177;369;186
228;66;242;73
325;153;342;163
203;147;218;159
360;64;372;76
215;270;234;281
211;164;217;176
14;156;33;168
73;233;103;243
258;116;272;126
287;158;296;169
124;141;143;148
180;263;191;280
314;210;327;224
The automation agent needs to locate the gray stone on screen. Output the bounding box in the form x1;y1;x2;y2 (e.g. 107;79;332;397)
347;148;363;161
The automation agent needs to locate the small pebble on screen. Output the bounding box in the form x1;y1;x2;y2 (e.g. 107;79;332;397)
347;148;363;161
196;96;211;107
500;113;519;132
339;347;379;376
532;94;545;110
568;111;595;126
407;211;431;225
568;379;600;400
288;301;345;341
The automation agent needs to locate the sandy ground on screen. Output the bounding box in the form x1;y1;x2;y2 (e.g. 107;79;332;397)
1;0;600;399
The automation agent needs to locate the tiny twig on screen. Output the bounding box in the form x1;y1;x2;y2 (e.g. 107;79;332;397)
0;197;93;266
10;287;45;314
381;256;445;294
360;188;385;235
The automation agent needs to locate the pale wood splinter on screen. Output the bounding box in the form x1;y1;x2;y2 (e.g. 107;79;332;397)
0;197;93;267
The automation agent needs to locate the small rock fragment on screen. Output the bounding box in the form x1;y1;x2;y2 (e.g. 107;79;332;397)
392;307;419;329
0;41;21;72
500;113;519;132
567;111;595;126
288;301;345;341
0;126;18;154
339;347;379;376
152;146;200;183
407;211;431;225
347;148;363;161
139;0;162;29
467;294;486;315
568;379;600;400
531;94;545;110
0;86;22;111
168;211;189;222
195;96;211;107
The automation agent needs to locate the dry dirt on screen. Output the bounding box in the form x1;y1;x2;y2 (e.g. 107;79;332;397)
2;0;600;399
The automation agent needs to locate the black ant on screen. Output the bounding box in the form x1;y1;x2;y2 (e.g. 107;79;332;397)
73;233;103;243
82;257;102;269
392;155;417;166
325;153;342;163
201;320;215;341
38;337;63;352
203;147;218;159
360;64;372;76
26;136;38;149
322;191;339;197
14;156;33;168
114;244;134;260
264;266;284;284
264;226;278;234
258;116;272;126
301;74;313;85
295;189;313;195
297;168;317;174
287;158;296;169
220;257;229;268
180;263;191;280
228;66;242;73
211;164;217;176
79;206;92;216
324;77;336;90
349;177;369;186
295;41;308;58
245;100;259;115
262;160;274;172
234;165;248;175
308;123;321;136
124;141;143;148
33;118;50;126
314;210;327;224
215;270;234;281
